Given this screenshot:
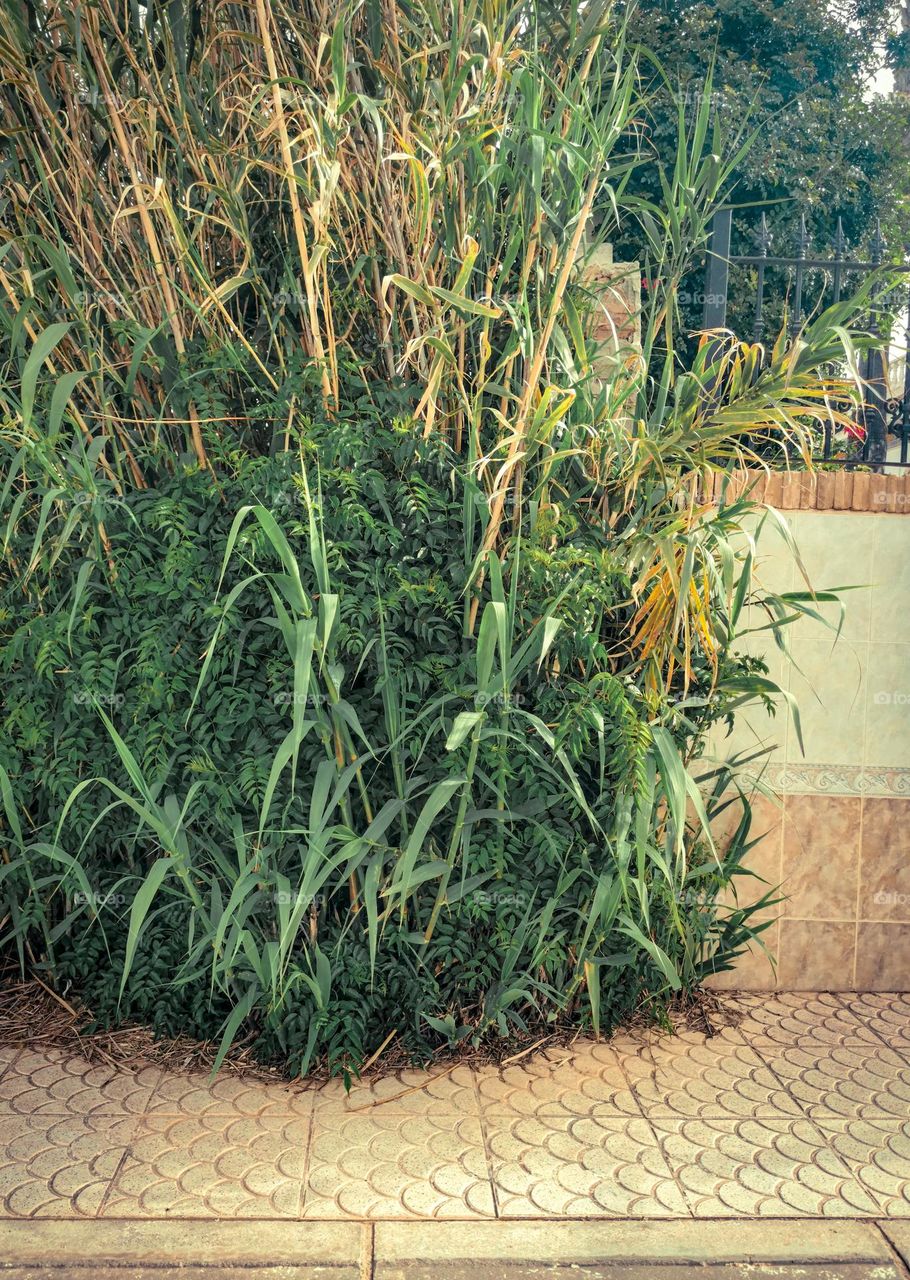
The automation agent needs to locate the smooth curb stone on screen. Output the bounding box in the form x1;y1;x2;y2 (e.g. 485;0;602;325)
1;1271;361;1280
0;1220;364;1267
373;1220;894;1266
376;1267;903;1280
880;1222;910;1270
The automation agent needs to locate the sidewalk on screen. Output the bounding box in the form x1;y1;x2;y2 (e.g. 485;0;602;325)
2;991;910;1274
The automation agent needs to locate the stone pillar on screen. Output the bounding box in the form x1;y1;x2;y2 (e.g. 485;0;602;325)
581;243;642;380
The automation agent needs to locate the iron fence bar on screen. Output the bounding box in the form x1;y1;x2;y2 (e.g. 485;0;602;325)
752;213;771;342
831;218;846;305
862;223;889;470
725;256;910;272
901;283;910;466
788;215;810;338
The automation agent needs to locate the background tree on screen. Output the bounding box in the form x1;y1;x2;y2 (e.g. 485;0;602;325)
615;0;910;338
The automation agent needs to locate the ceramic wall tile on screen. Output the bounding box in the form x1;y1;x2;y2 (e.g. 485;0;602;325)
776;920;855;991
781;795;860;922
860;799;910;922
855;924;910;992
787;638;867;768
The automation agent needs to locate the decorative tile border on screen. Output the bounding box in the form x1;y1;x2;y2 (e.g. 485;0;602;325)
743;764;910;798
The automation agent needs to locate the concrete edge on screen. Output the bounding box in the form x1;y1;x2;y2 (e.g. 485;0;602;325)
0;1220;364;1266
0;1218;897;1270
879;1221;910;1272
372;1219;894;1265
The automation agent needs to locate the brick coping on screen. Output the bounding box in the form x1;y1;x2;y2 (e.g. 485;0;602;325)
703;467;910;511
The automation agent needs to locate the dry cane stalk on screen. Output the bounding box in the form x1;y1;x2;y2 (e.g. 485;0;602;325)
85;21;210;473
254;0;334;413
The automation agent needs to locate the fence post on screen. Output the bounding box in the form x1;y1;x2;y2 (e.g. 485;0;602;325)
703;208;732;331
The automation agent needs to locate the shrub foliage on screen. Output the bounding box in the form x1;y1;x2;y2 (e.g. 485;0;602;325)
0;0;870;1072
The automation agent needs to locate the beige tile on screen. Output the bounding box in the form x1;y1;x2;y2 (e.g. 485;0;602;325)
781;795;860;922
855;923;910;992
708;700;788;771
303;1108;494;1218
871;517;910;642
651;1116;877;1216
788;512;874;644
102;1114;309;1218
747;508;798;599
713;793;783;885
753;539;796;599
786;638;867;767
865;644;910;769
711;793;782;920
0;1115;138;1218
730;604;786;685
777;920;855;990
697;793;783;991
860;798;910;921
483;1114;689;1217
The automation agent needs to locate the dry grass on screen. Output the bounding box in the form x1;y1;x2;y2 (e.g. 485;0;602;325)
0;966;744;1089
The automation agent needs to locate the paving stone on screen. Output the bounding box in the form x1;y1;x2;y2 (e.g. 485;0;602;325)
483;1114;689;1217
0;1044;20;1074
729;992;883;1048
146;1068;314;1118
2;1268;361;1280
316;1064;479;1116
881;1219;910;1268
615;1027;800;1119
0;1047;159;1116
100;1113;310;1217
756;1039;910;1119
3;991;910;1232
650;1116;880;1216
474;1041;640;1119
815;1119;910;1215
841;993;910;1055
372;1217;893;1263
302;1107;495;1218
0;1114;137;1217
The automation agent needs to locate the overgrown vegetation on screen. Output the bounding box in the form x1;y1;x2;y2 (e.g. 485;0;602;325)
0;0;876;1075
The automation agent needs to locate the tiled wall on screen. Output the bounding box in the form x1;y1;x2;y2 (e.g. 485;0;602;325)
706;510;910;991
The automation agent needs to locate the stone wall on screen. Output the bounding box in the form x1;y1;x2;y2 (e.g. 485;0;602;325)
582;243;641;379
706;509;910;991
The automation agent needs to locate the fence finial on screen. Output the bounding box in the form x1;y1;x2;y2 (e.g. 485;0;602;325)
832;217;847;259
870;219;886;266
756;213;772;256
796;213;811;259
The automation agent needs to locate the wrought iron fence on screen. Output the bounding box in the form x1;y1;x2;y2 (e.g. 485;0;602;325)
702;209;910;470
